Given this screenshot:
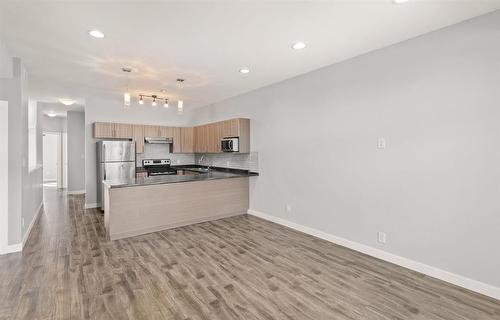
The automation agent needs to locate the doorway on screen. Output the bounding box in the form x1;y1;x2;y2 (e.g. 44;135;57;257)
43;132;67;189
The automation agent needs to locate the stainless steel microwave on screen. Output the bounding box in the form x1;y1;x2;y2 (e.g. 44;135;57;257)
221;137;239;152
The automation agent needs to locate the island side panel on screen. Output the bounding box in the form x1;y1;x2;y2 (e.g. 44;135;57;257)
107;177;249;240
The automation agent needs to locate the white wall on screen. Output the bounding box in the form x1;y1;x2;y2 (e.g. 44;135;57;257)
84;96;195;207
67;111;85;192
41;115;67;133
42;133;58;181
192;11;500;290
0;101;9;252
0;52;43;249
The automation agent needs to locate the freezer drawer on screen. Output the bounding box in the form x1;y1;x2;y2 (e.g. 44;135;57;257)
97;161;135;208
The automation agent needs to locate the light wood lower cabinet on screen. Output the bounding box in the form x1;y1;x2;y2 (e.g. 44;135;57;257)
104;177;249;240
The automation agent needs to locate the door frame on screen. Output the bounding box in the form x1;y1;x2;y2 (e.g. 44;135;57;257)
43;131;67;189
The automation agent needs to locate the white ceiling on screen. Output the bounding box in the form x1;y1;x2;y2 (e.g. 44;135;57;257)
39;102;85;118
1;1;499;109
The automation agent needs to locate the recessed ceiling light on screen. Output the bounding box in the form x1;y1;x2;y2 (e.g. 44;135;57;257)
393;0;409;3
89;29;105;39
47;112;57;118
239;68;250;74
292;42;306;50
59;98;75;106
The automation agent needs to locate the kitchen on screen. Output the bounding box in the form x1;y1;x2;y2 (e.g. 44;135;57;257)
1;2;500;319
95;118;258;240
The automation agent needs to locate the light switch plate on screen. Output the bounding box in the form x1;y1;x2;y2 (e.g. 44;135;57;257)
377;137;386;149
378;231;387;244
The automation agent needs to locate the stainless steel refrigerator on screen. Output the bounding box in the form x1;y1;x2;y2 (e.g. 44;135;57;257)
97;140;136;208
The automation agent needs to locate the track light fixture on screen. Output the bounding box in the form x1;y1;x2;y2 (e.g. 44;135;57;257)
138;94;170;107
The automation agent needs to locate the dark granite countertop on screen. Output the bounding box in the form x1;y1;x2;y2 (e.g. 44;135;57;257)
104;166;258;189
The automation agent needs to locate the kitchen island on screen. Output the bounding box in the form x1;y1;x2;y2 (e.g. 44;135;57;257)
102;167;257;240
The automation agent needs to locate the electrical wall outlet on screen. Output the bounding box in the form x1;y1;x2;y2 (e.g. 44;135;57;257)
377;231;387;244
377;137;386;149
285;204;292;213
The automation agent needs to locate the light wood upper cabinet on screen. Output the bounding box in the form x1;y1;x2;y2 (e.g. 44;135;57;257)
143;125;161;138
94;122;115;138
221;119;239;138
181;127;194;153
195;118;249;153
160;126;174;138
133;125;145;154
207;122;222;153
114;123;134;139
194;125;208;153
93;117;250;154
236;118;250;153
172;127;182;153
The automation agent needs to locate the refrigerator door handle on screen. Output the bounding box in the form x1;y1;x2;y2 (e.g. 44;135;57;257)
102;143;106;163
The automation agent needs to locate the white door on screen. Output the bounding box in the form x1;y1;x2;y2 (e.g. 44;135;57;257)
43;133;58;183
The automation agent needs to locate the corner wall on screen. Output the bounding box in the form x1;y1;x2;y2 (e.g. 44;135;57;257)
191;11;500;292
67;111;85;192
0;52;43;250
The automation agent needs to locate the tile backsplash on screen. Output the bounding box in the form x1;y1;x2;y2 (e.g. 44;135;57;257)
136;144;195;167
194;152;259;172
136;144;259;172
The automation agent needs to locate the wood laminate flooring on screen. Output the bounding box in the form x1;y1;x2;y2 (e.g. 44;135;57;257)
0;189;499;320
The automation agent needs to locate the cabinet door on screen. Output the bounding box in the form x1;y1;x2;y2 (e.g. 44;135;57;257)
133;125;145;154
194;125;208;153
114;123;134;139
181;127;194;153
94;122;115;138
207;123;216;153
207;123;222;153
172;127;182;153
221;119;239;138
160;126;173;138
215;121;224;153
144;125;161;138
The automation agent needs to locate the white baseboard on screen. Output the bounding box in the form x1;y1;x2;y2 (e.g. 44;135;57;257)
0;243;22;255
0;202;43;255
22;202;43;248
66;190;85;195
85;202;100;209
247;209;500;301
